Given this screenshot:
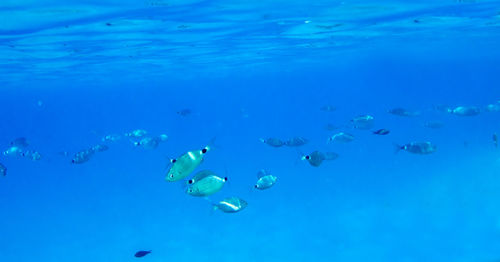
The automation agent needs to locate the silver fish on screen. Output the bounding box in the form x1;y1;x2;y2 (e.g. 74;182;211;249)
260;138;285;147
125;129;148;138
186;170;227;197
351;115;374;130
450;106;480;116
327;132;354;143
254;169;277;190
214;197;248;213
395;142;437;155
71;149;95;164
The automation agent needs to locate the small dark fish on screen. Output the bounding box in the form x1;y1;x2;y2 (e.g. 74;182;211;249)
177;109;192;116
134;250;151;258
494;133;498;148
0;163;6;177
373;129;390;135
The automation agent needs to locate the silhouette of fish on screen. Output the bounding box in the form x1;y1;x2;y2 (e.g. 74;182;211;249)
134;250;151;258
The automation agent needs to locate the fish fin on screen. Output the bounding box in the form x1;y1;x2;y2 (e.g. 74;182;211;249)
257;169;269;179
393;143;403;154
259;138;265;143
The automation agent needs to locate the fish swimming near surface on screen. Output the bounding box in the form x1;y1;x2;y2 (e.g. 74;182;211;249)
254;169;277;190
214;197;248;213
0;163;6;177
134;250;151;258
395;142;437;155
259;137;285;147
165;146;210;182
285;137;309;147
372;129;390;135
388;107;419;117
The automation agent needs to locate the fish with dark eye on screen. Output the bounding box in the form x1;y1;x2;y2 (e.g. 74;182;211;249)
21;150;42;161
186;170;227;197
134;250;151;258
395;142;437;155
3;146;24;157
10;137;29;148
302;151;338;167
388;108;419;117
285;137;309;147
372;129;390;135
165;145;210;182
254;169;277;190
213;197;248;213
71;149;95;164
494;133;498;148
259;137;285;147
0;163;6;177
449;106;480;116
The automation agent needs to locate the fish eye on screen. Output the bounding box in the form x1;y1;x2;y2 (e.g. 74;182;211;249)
201;148;207;154
188;180;193;184
305;156;310;160
170;174;174;178
171;159;176;163
254;185;258;188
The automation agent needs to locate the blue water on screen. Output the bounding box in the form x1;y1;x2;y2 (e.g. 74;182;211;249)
1;0;500;261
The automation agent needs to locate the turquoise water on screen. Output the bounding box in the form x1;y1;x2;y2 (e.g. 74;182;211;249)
1;1;500;261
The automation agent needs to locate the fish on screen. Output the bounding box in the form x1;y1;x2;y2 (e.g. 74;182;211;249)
186;170;227;197
320;105;336;112
486;104;500;112
3;146;24;157
125;129;148;138
214;197;248;213
102;134;121;142
71;149;95;164
134;250;151;258
92;144;109;152
254;169;277;190
0;163;6;176
388;108;419;117
351;115;374;130
21;151;42;161
494;133;498;148
395;142;437;155
134;137;161;149
165;146;210;182
372;129;390;135
177;109;192;116
327;132;354;143
285;137;309;147
423;121;444;129
259;138;285;147
10;137;29;148
449;106;480;116
301;151;327;167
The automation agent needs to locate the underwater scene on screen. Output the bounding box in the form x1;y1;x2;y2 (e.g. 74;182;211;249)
1;0;500;261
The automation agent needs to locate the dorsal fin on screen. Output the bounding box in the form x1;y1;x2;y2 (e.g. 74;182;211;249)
257;169;270;179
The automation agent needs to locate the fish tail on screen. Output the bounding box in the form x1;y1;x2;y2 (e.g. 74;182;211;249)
393;143;403;154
